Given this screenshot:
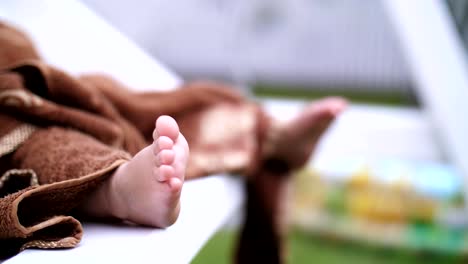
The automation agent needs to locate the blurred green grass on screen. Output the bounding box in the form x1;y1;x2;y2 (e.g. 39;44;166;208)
252;84;418;106
192;229;464;264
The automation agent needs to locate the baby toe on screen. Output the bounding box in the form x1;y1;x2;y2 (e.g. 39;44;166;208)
168;177;183;193
157;149;175;165
155;115;179;141
153;136;174;155
154;164;175;182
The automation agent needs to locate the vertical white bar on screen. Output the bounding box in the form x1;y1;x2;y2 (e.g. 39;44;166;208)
383;0;468;200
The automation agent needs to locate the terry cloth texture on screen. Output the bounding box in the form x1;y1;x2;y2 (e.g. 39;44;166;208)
0;20;276;259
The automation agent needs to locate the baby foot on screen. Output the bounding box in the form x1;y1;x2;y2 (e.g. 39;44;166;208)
107;115;189;227
266;97;347;170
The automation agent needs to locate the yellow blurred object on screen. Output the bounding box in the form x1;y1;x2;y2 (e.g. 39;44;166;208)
293;165;438;225
348;165;372;189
